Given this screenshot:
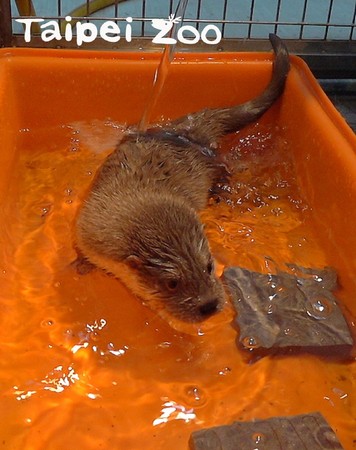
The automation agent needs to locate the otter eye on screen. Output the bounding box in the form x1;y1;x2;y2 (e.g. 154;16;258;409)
166;279;178;291
207;261;214;274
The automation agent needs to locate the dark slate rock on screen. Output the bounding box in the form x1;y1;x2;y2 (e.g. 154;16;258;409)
189;412;344;450
223;265;353;353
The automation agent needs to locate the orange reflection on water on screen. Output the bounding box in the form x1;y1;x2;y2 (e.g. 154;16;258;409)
0;121;355;449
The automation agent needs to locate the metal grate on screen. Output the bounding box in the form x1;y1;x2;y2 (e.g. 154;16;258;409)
1;0;356;77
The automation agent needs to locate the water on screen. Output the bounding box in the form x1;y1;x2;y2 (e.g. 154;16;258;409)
138;0;189;131
306;296;333;320
242;336;261;350
0;121;355;449
202;123;325;273
252;432;265;445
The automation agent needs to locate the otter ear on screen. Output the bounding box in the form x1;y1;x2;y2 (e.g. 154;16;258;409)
125;255;143;269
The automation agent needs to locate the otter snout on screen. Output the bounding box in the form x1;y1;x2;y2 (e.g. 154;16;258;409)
198;298;220;318
186;286;224;322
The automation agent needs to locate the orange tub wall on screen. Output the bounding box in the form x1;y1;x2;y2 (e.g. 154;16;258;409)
3;48;356;309
279;63;356;284
0;57;19;202
0;48;356;449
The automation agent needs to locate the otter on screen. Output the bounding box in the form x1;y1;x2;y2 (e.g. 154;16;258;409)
75;34;290;323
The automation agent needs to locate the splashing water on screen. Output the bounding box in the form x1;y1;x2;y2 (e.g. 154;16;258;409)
0;120;355;449
138;0;189;131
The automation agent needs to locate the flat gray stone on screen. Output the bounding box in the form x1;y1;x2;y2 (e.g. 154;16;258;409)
189;412;344;450
223;265;353;353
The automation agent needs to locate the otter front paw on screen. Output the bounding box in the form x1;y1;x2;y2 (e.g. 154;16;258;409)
71;255;96;275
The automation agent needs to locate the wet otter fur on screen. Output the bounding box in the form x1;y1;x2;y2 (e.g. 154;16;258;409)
75;34;290;323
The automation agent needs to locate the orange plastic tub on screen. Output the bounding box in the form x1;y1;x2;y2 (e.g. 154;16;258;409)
0;48;355;449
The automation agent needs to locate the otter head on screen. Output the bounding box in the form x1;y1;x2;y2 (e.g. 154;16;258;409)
121;195;226;323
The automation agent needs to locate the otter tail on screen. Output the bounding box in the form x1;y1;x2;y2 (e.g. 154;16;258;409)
220;33;290;133
170;34;290;145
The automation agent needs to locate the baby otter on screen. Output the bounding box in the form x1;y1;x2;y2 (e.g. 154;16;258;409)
75;34;290;323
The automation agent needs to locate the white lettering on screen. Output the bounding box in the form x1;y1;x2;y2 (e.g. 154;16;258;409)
100;21;120;42
126;17;133;42
177;25;200;45
64;16;72;42
41;21;61;42
16;16;221;46
15;19;44;43
76;22;98;46
151;18;176;44
200;25;222;45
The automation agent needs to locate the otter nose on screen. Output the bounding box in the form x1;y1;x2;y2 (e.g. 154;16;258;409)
199;299;219;317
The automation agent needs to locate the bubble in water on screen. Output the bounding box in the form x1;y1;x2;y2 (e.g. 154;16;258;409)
184;386;207;407
277;180;289;189
252;432;265;444
306;296;333;320
313;275;323;282
283;327;294;336
264;257;278;272
332;387;348;399
65;329;75;338
242;336;260;350
157;341;171;349
218;367;232;376
41;319;54;327
40;205;52;217
87;393;100;400
69;136;80;152
271;207;283;216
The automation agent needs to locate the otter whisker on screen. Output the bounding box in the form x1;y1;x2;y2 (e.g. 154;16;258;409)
180;296;194;304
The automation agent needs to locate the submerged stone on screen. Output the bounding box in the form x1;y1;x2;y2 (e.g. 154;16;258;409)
223;265;353;355
189;412;344;450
